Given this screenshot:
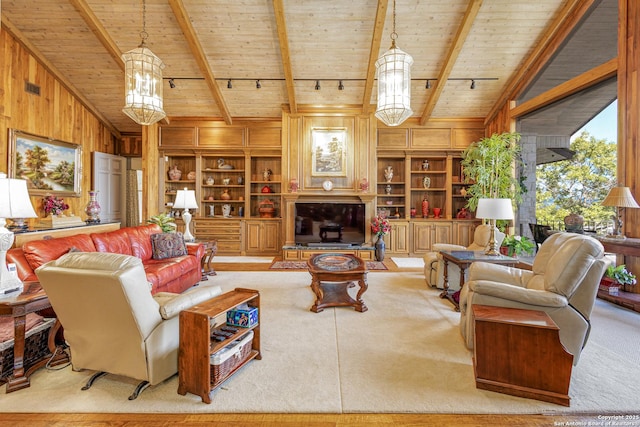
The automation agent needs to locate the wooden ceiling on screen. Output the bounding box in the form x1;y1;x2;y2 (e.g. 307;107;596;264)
2;0;572;134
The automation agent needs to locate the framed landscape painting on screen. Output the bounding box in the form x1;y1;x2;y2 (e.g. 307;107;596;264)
311;128;347;177
8;129;82;197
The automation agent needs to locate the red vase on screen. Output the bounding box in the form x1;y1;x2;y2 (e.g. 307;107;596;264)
421;198;429;218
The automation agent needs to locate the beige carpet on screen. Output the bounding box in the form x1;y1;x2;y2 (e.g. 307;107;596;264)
1;271;639;414
391;257;425;268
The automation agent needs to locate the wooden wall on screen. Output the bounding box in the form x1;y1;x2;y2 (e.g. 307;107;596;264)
0;28;118;223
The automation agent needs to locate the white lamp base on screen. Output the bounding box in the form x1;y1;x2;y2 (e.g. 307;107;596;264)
182;209;195;242
0;228;23;296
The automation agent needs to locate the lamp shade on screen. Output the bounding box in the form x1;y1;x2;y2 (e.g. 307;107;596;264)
0;173;37;219
173;188;198;210
601;186;640;208
475;198;514;220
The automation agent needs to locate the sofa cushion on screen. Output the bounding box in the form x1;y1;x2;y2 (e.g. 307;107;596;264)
90;228;134;255
150;232;188;260
127;224;162;261
22;234;97;271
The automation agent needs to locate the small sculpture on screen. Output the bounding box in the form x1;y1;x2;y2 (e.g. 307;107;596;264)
384;166;393;182
422;160;430;171
385;184;392;195
289;178;298;193
187;171;196;180
168;165;182;181
222;204;232;218
423;176;431;188
263;168;272;181
222;178;230;185
206;176;215;185
360;178;369;192
217;158;234;169
208;205;215;217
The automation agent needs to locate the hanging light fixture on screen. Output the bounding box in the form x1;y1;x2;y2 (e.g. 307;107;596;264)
122;0;166;126
375;0;413;127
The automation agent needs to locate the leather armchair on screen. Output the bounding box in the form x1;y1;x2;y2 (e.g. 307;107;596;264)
459;232;609;365
35;252;222;399
424;224;505;290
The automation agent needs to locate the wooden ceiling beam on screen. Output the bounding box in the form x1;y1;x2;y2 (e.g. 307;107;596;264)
1;15;121;137
419;0;483;126
485;0;596;126
168;0;232;125
362;0;388;115
68;0;124;72
273;0;297;114
510;58;617;118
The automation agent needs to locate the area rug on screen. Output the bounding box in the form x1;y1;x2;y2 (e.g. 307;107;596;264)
1;271;638;415
212;256;274;263
270;260;388;270
391;257;425;268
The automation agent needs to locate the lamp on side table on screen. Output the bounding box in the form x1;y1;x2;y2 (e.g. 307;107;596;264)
475;198;514;256
0;172;37;295
173;188;198;242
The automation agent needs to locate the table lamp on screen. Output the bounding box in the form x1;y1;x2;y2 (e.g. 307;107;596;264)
601;186;640;239
475;198;514;256
0;172;37;295
173;188;198;242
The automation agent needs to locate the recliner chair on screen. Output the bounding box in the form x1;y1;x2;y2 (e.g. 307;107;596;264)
35;251;222;399
424;224;505;290
459;232;609;365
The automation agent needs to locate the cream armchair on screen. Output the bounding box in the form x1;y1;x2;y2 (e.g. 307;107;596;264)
424;224;505;290
459;232;608;365
35;252;222;399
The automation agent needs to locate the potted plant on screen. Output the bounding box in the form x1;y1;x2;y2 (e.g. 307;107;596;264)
460;132;525;212
601;264;637;296
148;213;177;233
500;235;535;257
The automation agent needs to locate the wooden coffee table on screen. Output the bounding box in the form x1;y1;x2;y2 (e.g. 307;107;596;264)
307;253;368;313
0;282;69;392
440;250;519;311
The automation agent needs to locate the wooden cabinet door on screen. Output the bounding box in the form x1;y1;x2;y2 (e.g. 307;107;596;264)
411;221;452;254
246;220;280;255
454;221;479;247
386;221;409;254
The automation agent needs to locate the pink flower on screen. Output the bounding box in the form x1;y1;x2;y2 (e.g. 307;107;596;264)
43;195;69;216
371;215;391;237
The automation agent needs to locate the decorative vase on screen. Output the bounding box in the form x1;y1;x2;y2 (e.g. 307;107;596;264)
385;184;392;195
422;197;429;218
208;205;215;217
237;175;244;185
289;178;298;193
422;160;430;171
360;178;369;192
263;168;272;181
375;236;386;262
410;208;416;218
206;176;214;185
222;204;232;218
433;207;442;219
220;189;231;200
223;178;231;185
85;190;101;224
187;171;196;180
168;165;181;181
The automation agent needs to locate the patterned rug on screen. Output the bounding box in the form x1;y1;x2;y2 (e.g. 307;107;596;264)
270;260;388;270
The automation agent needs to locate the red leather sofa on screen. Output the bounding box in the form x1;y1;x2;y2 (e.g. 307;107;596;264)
7;224;204;294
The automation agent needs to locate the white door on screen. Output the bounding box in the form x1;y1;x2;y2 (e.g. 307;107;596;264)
92;152;126;223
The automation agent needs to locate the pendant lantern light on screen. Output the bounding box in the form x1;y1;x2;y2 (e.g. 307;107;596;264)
122;0;166;126
375;0;413;127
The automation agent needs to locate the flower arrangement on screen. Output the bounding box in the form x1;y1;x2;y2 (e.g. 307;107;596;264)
43;195;69;216
605;264;637;286
501;235;535;256
371;215;391;238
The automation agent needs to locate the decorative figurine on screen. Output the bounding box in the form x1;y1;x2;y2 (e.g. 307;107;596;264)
168;165;182;181
384;165;393;182
289;178;298;193
208;205;215;217
385;184;392;195
217;158;234;169
423;176;431;188
360;178;369;192
263;168;272;181
206;176;215;185
222;204;232;218
223;178;230;185
422;159;430;171
187;171;196;180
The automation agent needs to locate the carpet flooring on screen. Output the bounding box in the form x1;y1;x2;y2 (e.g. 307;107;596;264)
391;257;425;268
269;260;388;270
1;271;638;414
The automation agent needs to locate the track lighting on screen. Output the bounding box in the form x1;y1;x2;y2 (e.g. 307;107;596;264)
315;80;321;90
227;79;232;89
256;80;261;89
425;79;431;89
470;79;476;89
338;80;344;90
169;78;176;89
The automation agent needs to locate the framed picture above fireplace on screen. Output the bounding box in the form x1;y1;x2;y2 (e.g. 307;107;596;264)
311;128;347;177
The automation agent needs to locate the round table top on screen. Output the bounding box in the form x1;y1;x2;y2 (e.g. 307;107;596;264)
308;253;364;272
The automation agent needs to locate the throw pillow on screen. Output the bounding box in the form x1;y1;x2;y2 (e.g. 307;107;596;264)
150;232;188;260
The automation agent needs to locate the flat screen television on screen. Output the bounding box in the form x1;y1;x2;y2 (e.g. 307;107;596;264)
294;202;366;246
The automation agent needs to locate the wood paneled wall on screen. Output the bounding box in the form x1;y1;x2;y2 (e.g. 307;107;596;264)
1;28;118;223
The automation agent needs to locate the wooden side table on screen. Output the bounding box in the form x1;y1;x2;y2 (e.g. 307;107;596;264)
307;253;368;313
0;282;69;392
440;250;519;311
189;239;218;279
472;304;573;406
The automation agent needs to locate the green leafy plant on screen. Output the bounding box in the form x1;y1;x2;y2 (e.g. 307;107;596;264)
461;132;524;212
147;213;177;233
501;235;535;256
605;264;637;286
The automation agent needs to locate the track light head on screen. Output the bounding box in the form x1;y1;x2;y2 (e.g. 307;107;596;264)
169;78;176;89
315;80;321;90
256;80;261;89
338;80;344;90
470;79;476;89
227;79;232;89
425;79;431;89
